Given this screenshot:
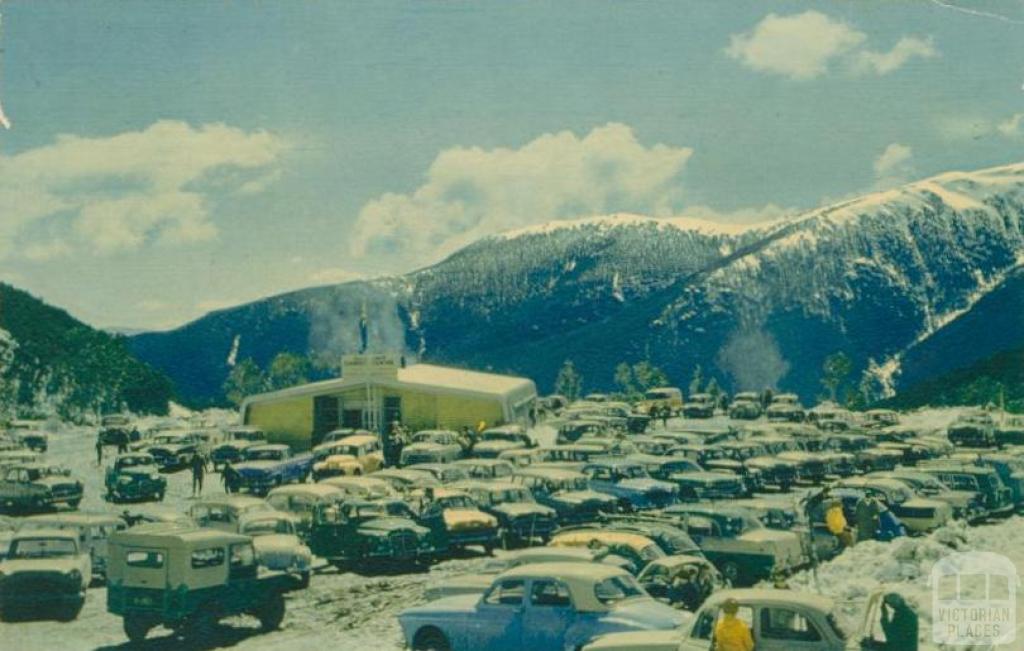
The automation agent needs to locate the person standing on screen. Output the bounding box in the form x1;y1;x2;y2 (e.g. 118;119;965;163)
222;461;239;493
713;597;754;651
95;438;104;465
660;404;670;428
826;498;852;548
880;593;918;650
190;451;208;496
855;494;882;543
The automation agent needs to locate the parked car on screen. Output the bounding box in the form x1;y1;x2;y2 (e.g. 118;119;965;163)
833;476;952;534
308;498;433;568
401;430;465;466
188;496;276;533
452;458;516;480
407;463;471;485
472;426;536;458
452;480;557;546
143;431;202;472
582;459;678;510
863;409;900;429
549;529;666;575
399;563;686;651
556;419;611;445
0;528;91;621
266;483;345;534
743;455;796;492
497;447;547;468
918;462;1015;518
671;471;747;502
374;468;442;493
584;588;866;651
727;392;762;420
803;488;907;542
766;394;805;423
232;444;314;495
238;511;312;587
659;504;805;586
318;475;398;500
415;488;500;553
310;434;384;480
104;453;167;503
594;516;705;559
777;451;829;485
869;469;985;523
682;394;715;419
210;426;267;469
626;454;702;482
637;554;723;610
106;524;295;642
512;467;619;524
20;512;126;582
0;463;83;513
423;546;629;601
948;412;998;447
15;430;48;453
638;387;684;416
99;414;133;446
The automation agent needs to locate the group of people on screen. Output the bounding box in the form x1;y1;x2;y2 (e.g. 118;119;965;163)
94;427;139;463
824;493;887;547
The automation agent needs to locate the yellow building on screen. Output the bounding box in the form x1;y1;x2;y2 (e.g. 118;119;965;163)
241;355;537;450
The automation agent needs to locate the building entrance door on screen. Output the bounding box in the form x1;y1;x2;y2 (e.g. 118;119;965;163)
341;409;363;429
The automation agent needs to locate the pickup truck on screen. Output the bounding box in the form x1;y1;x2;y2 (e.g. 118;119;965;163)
0;463;84;514
232;444;314;496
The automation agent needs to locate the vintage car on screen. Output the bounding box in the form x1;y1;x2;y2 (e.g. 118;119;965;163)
399;563;686;651
238;511;312;587
452;458;516;480
0;528;92;621
659;504;805;586
471;425;536;458
318;475;397;500
423;546;630;601
497;447;547;468
512;467;619;524
142;431;203;472
855;447;904;474
407;463;472;484
188;495;276;533
231;444;314;495
727;392;763;420
452;480;557;546
670;471;747;502
766;394;805;423
210;426;267;469
582;459;678;510
594;516;704;559
549;529;666;575
863;409;900;429
743;455;797;491
682;393;715;419
869;469;986;523
99;414;133;446
832;476;953;534
400;430;465;466
20;512;127;582
318;427;376;446
105;452;167;503
0;450;41;472
536;442;610;468
638;387;685;415
970;452;1024;510
555;419;611;445
626;454;702;482
416;488;500;553
947;412;998;447
777;451;830;485
308;498;433;568
583;588;870;651
106;524;294;642
636;554;723;610
310;434;384;479
15;430;48;453
0;516;15;559
803;488;907;542
0;463;83;513
266;483;345;534
374;468;442;493
918;462;1015;518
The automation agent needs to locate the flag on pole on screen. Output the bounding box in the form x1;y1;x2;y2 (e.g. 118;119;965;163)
358;302;368;353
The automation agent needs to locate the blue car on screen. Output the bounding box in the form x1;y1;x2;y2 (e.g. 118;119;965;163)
399;562;686;651
582;460;679;510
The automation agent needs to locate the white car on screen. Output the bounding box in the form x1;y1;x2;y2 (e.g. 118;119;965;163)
0;529;92;621
239;511;313;587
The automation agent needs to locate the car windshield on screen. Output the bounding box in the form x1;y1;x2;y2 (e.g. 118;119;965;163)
493;488;534;503
483;432;521;443
646;391;671;400
438;495;474;509
120;456;150;468
11;537;76;559
566;477;589;491
593;575;644;605
619;465;648;479
413;433;445;444
246;449;284;461
242;519;294;536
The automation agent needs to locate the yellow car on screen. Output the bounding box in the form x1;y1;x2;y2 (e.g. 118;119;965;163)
311;435;384;479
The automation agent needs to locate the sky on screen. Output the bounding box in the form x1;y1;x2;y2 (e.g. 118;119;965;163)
0;0;1023;330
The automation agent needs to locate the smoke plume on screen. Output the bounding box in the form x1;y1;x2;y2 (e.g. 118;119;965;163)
716;328;790;391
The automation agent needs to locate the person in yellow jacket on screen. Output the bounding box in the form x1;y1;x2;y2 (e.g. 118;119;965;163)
713;598;754;651
825;498;853;548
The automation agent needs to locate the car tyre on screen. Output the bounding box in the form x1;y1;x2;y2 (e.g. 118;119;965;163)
413;627;450;651
123;614;153;643
299;570;311;589
256;592;286;631
56;600;83;622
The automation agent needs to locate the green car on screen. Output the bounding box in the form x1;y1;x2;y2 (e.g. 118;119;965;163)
105;453;167;503
308;499;434;569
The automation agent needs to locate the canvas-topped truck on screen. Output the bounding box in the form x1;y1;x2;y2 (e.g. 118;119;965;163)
106;523;296;643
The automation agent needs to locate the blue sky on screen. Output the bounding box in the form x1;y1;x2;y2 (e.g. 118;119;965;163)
1;0;1022;329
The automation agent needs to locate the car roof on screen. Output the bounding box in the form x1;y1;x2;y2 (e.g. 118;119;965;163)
268;483;343;498
13;527;80;541
24;512;123;525
501;561;626;582
704;588;833;613
552;529;656;551
515;467;583;479
249;443;290;451
194;495;269;509
113;523;250;547
453;458;511;466
337;434;378;445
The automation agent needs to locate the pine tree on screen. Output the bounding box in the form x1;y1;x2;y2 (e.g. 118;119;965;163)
689;365;704;396
224;358;267;407
555;360;583;402
614;362;635;398
821;352;852;403
267;352;313;390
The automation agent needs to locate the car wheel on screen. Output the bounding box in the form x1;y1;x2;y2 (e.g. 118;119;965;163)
68;499;82;509
56;600;83;622
123;614;153;643
255;592;286;631
299;571;311;589
413;627;450;651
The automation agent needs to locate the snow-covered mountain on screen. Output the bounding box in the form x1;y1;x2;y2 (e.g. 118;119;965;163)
130;163;1024;405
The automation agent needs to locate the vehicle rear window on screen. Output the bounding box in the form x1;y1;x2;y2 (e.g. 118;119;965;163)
761;608;822;641
126;550;165;568
191;547;225;569
484;579;525;606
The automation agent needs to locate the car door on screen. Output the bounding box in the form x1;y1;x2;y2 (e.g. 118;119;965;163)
756;605;831;651
474;579;525;648
521;579;574;648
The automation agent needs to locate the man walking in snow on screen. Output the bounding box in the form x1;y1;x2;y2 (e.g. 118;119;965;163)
96;438;104;465
190;451;208;496
855;494;882;543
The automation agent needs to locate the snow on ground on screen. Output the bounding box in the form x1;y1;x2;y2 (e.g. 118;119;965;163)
4;415;1023;650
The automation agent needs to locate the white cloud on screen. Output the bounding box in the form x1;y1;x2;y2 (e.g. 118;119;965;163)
350;123;693;264
308;268;365;285
726;12;937;80
0;120;286;259
873;143;915;190
851;36;938;75
997;113;1024;138
725;12;866;80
